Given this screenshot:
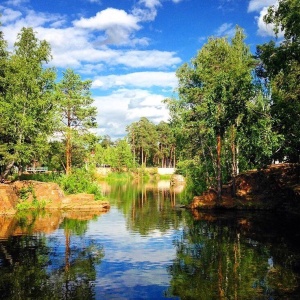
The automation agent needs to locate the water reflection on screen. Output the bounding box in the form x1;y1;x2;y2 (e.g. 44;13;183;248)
166;211;300;299
99;180;186;236
1;181;300;299
0;211;105;299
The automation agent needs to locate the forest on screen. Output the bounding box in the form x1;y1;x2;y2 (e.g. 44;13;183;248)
0;0;299;198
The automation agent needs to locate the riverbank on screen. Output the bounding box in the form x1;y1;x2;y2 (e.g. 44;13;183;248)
0;180;110;215
190;163;300;214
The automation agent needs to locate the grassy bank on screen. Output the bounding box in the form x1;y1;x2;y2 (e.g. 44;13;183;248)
18;169;103;200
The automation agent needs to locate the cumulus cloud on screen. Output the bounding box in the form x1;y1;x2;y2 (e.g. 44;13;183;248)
94;89;170;138
73;8;141;45
247;1;283;38
255;6;283;38
247;0;277;13
0;0;181;139
115;50;181;68
0;8;22;23
92;72;177;89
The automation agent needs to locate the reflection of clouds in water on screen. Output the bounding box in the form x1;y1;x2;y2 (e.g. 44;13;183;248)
86;207;178;298
87;208;177;263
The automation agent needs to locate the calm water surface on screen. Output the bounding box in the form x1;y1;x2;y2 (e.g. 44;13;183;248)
1;180;300;299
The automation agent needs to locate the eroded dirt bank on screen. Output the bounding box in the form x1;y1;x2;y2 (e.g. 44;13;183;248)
190;163;300;214
0;180;110;215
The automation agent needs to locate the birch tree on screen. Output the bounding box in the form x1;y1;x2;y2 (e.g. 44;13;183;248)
0;27;56;177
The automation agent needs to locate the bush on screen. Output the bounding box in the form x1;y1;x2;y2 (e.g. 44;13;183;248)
16;184;46;211
57;169;103;200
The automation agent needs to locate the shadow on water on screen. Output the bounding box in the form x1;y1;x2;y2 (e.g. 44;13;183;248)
0;210;105;300
166;210;300;299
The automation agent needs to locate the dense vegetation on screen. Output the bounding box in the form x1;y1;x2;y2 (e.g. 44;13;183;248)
166;0;300;196
0;0;299;199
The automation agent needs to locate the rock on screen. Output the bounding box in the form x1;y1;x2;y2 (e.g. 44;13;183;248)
189;163;300;213
0;180;110;215
0;184;18;214
12;180;65;208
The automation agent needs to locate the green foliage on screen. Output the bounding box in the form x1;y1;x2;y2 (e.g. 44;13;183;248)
57;168;103;200
18;185;34;200
16;184;46;211
257;0;300;162
55;68;97;174
94;138;136;171
176;159;208;195
169;26;258;195
18;172;62;182
106;172;133;182
0;27;56;177
126;117;158;167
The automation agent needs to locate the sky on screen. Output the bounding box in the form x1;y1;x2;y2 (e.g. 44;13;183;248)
0;0;280;140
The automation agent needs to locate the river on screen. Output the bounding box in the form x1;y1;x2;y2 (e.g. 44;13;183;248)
0;180;300;299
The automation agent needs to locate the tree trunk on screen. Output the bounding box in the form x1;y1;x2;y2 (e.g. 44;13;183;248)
173;146;176;168
231;126;237;196
2;161;15;179
169;147;173;168
66;106;72;175
66;129;71;175
216;133;222;202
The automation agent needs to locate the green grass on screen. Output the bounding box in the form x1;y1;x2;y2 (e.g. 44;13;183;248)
18;169;104;200
57;169;103;200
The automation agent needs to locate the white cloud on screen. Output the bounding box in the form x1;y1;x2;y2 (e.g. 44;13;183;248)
74;8;139;31
139;0;161;9
255;6;283;38
94;89;170;138
247;1;284;38
131;0;163;22
92;72;177;89
215;23;236;37
247;0;277;13
0;8;22;23
0;1;181;139
115;50;181;68
73;8;141;46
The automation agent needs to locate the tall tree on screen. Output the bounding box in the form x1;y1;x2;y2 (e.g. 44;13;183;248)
56;69;97;174
156;121;176;168
126;117;158;167
257;0;300;162
0;27;56;178
173;27;256;200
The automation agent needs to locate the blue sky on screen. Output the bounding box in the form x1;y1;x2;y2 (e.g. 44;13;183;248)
0;0;279;139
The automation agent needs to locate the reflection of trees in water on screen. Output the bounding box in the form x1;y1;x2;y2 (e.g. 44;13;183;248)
166;213;300;299
0;218;104;300
107;181;184;236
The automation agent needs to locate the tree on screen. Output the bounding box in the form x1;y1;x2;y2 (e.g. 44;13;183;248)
126;117;158;167
156;121;176;168
56;69;97;174
174;27;255;200
114;139;134;171
0;27;56;178
257;0;300;162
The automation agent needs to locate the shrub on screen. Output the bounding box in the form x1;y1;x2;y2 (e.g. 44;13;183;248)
57;169;103;200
